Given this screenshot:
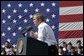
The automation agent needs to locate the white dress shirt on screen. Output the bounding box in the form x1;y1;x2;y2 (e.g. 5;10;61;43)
37;22;57;46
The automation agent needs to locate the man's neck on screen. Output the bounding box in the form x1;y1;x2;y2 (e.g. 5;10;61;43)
37;21;44;28
38;21;42;26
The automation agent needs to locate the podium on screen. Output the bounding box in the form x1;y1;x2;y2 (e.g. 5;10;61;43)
16;37;48;55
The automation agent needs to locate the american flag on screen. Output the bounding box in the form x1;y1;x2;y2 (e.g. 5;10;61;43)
59;1;83;46
1;1;83;48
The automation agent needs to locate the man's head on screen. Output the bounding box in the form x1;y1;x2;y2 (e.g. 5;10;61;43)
67;42;72;50
33;13;44;26
63;41;67;48
58;46;63;53
71;46;75;54
4;41;12;48
4;41;10;47
76;40;81;48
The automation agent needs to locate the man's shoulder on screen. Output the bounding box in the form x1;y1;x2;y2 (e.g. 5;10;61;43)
38;22;51;30
39;22;47;27
42;22;50;28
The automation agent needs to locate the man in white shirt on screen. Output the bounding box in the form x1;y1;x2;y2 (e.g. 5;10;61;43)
30;13;58;55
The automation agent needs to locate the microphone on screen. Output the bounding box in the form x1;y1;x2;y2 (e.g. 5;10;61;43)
22;26;32;37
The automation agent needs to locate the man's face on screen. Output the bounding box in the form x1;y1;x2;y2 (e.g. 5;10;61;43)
4;42;9;47
71;48;75;53
58;48;63;53
63;44;67;48
67;45;72;50
76;42;81;47
33;16;40;26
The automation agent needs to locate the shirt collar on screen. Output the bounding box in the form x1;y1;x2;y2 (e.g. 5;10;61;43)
38;22;44;29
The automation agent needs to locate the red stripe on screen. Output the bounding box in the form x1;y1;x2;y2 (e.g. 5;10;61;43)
60;1;83;7
59;30;83;39
59;14;83;23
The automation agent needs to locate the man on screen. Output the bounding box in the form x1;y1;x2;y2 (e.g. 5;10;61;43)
77;46;83;55
30;13;58;55
62;41;68;55
58;46;64;55
76;40;82;48
62;41;67;51
70;46;77;55
3;41;14;55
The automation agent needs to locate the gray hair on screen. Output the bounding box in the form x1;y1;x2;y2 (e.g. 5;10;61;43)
33;13;44;21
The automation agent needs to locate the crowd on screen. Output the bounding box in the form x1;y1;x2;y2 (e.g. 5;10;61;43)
58;40;83;55
1;40;83;55
1;41;16;55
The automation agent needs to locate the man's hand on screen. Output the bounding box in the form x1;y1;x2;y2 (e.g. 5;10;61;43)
30;31;38;39
30;31;35;38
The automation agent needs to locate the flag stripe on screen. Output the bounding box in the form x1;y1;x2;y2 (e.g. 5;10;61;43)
59;38;83;46
59;22;83;31
60;1;83;7
59;6;83;15
59;30;83;39
59;14;83;23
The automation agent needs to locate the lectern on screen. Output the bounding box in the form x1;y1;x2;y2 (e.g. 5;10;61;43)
16;37;48;55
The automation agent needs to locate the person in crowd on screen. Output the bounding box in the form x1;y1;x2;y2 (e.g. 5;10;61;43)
76;40;82;48
3;41;15;55
62;41;68;55
67;42;72;52
70;46;77;55
77;46;83;55
58;46;64;55
1;48;6;55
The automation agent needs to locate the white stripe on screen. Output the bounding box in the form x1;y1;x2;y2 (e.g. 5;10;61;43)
59;6;83;15
59;22;83;31
59;38;83;46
